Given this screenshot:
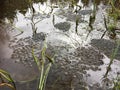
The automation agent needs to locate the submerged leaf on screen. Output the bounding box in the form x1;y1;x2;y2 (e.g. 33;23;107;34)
0;83;16;90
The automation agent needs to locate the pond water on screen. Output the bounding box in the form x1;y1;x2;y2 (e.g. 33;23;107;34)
0;0;120;90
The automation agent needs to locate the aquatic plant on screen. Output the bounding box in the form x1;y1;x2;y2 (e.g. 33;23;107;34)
0;69;16;90
104;40;120;78
101;14;117;39
108;0;120;13
113;77;120;90
113;75;120;90
107;24;117;39
101;40;120;89
101;0;120;39
32;42;54;90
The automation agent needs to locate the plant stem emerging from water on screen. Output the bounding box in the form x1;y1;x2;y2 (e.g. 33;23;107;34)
32;42;54;90
104;40;120;78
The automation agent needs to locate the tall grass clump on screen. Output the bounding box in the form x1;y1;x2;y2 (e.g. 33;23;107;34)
32;42;54;90
101;0;120;39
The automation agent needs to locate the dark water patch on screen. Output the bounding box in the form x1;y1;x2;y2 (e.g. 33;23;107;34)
90;39;120;60
0;22;12;60
54;22;71;32
0;0;42;20
9;36;44;65
45;63;87;90
0;23;10;44
0;0;112;22
43;46;104;90
78;10;92;15
74;47;104;66
0;58;39;81
54;9;92;23
66;13;81;22
1;35;115;90
32;32;47;42
0;79;38;90
15;79;38;90
0;0;120;90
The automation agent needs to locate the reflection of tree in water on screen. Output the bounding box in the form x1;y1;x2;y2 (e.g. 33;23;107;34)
0;0;76;21
0;0;20;20
81;0;89;7
0;0;42;21
81;0;108;6
0;0;108;20
0;0;119;21
50;0;79;3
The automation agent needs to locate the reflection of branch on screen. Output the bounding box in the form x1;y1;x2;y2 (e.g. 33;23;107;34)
7;19;24;37
35;19;43;24
101;31;107;39
101;15;108;39
109;0;120;13
54;32;81;47
12;26;24;37
88;0;96;30
75;16;79;35
38;2;48;14
30;5;38;35
14;31;23;37
52;15;55;25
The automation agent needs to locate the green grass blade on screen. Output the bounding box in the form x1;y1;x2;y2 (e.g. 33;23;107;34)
0;69;14;82
104;40;120;78
32;48;41;70
41;63;52;90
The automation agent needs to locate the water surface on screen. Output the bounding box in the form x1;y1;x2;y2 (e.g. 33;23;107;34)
0;0;120;90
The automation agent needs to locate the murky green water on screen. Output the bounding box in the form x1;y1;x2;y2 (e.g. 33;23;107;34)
0;0;120;90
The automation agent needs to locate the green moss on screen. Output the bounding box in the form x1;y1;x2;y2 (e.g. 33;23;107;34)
108;24;116;31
